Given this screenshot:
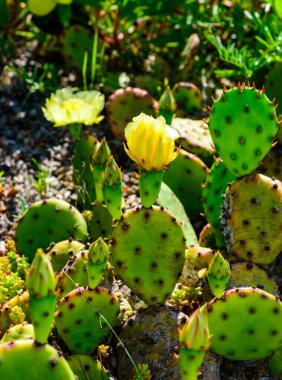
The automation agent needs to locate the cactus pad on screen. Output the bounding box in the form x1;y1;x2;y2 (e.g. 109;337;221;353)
106;87;158;140
164;149;208;219
220;173;282;264
110;206;186;304
0;340;75;379
171;118;215;162
202;159;236;248
207;287;282;360
15;199;88;261
208;84;279;177
67;355;108;380
1;323;34;343
56;286;120;354
46;239;85;273
172;82;202;115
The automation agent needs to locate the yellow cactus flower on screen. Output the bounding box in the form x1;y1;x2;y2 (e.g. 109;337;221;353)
42;88;105;127
124;113;180;171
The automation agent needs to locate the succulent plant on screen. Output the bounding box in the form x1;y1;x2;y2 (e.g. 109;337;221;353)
202;158;236;248
15;199;88;261
46;239;85;273
55;286;120;354
208;83;280;177
106;87;158;140
89;200;114;241
87;238;109;289
207;287;282;360
92;138;111;202
26;249;56;344
184;246;216;270
110;206;186;304
220;173;282;265
258;145;282;181
67;354;109;380
172;82;202;116
0;340;75;379
157;85;177;125
265;61;282;116
1;323;34;343
207;252;231;298
164;148;208;220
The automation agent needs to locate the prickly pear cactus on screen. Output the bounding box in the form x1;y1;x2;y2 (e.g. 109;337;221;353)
0;340;75;379
15;199;88;261
258;146;282;181
1;323;34;343
229;262;278;295
62;25;93;70
207;252;231;298
67;355;108;380
265;61;282;116
207;287;282;360
106;87;158;140
208;83;280;177
202;159;236;248
220;173;282;265
87;238;109;289
172;82;202;115
73;133;99;209
56;286;120;354
268;346;282;378
157;183;199;246
163;149;208;220
110;206;186;304
184;246;216;270
56;251;88;299
46;239;85;273
171;118;215;163
89;201;113;241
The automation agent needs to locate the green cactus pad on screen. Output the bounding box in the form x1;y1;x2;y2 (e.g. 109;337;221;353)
62;25;93;70
106;87;158;140
56;251;88;299
46;240;85;273
164;149;208;219
0;340;75;379
73;133;99;209
56;286;120;354
185;246;216;270
171;118;215;163
172;82;202;115
202;159;236;248
268;346;282;377
134;74;162;98
207;287;282;360
208;84;279;177
15;199;88;261
29;295;56;344
229;262;278;295
67;355;108;380
1;323;34;343
220;173;282;265
198;224;217;248
89;201;113;241
110;206;186;304
258;146;282;181
157;183;199;246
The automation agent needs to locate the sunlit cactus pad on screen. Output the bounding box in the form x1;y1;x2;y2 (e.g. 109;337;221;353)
208;84;279;177
0;340;75;380
15;199;88;261
221;173;282;265
172;118;215;161
106;87;158;140
110;206;186;304
46;239;85;273
56;286;120;354
207;287;282;360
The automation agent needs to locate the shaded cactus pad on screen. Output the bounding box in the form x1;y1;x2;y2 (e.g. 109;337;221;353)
15;199;88;261
221;173;282;265
56;287;120;354
0;340;75;379
110;206;186;304
67;355;108;380
207;287;282;360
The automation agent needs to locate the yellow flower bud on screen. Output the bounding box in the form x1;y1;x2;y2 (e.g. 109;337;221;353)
42;88;105;127
124;113;180;171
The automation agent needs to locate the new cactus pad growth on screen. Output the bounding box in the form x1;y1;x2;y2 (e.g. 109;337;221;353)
220;173;282;264
207;252;231;298
110;206;186;304
178;306;211;380
207;287;282;360
208;83;280;177
15;199;88;261
102;155;123;219
87;238;109;289
157;85;176;125
92;138;111;202
202;159;236;248
0;340;75;379
26;249;56;344
55;286;120;354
